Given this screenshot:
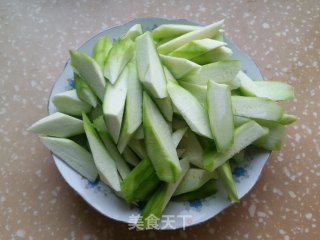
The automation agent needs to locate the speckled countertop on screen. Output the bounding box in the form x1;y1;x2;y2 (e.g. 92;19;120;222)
1;0;319;239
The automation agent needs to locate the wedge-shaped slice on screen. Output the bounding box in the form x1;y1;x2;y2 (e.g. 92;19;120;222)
279;114;297;125
103;67;128;143
232;96;284;121
238;71;294;101
254;81;294;101
98;131;131;180
82;113;120;192
52;89;91;116
180;81;207;105
104;36;134;84
172;179;217;202
180;130;204;168
207;81;234;153
158;20;224;54
169;39;226;60
143;92;181;183
136;32;168;98
181;60;240;88
74;73;98;107
167;81;212;139
174;168;217;196
125;24;143;40
253;121;285;151
69;50;106;100
191;46;233;65
123;147;140;166
40;136;98;182
204;121;267;171
160;54;200;79
216;161;239;202
172;127;188;148
154;97;173;122
151;24;201;41
121;158;160;203
137;159;189;230
92;35;112;69
117;62;143;153
28;112;84;137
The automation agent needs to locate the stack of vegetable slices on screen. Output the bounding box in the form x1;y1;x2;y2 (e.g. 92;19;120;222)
28;20;295;229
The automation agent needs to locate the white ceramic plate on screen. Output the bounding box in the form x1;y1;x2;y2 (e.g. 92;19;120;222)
48;17;270;230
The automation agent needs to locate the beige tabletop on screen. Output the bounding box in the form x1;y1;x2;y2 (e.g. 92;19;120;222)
1;0;319;239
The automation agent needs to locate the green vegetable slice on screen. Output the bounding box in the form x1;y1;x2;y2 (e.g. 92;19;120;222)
174;168;217;196
253;120;285;151
98;131;131;180
172;179;217;202
70;50;106;100
92;35;112;69
40;136;98;182
121;158;160;203
143;92;181;183
207;81;234;153
179;130;204;168
137;159;189;230
179;81;207;105
169;39;226;60
238;71;294;101
136;32;168;98
125;24;143;40
191;46;232;65
103;66;128;143
216;161;239;202
279;114;297;125
160;54;200;79
181;60;240;88
204;121;268;172
103;36;135;84
117;61;143;153
74;73;98;107
171;179;218;202
158;20;224;54
167;81;212;139
82;113;120;192
232;96;284;121
151;24;201;42
52;89;91;116
28;112;84;138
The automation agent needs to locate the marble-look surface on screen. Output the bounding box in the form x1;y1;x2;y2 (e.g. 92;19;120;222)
1;0;319;239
